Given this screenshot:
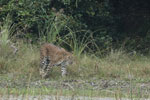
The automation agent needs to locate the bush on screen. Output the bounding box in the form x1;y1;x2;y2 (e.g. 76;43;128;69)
0;0;150;54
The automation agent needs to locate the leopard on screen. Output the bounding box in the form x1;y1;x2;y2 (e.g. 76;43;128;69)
40;43;73;78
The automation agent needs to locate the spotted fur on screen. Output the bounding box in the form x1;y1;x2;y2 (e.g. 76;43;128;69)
40;43;73;78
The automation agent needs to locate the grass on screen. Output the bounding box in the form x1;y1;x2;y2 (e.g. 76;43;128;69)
38;8;69;44
0;31;150;98
68;50;150;81
0;87;116;97
0;42;150;98
0;16;150;99
0;86;150;99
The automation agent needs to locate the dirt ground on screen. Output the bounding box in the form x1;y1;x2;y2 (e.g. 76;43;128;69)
0;74;150;96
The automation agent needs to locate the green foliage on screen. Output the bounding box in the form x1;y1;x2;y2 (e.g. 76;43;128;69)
0;15;13;47
67;29;93;57
38;8;69;43
0;15;18;60
0;0;150;53
0;0;53;39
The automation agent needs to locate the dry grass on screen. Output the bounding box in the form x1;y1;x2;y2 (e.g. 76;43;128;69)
68;49;150;80
0;42;150;81
0;43;150;99
0;43;40;79
0;15;150;99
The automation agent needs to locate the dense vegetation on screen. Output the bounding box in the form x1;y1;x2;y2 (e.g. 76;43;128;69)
1;1;150;98
0;0;150;54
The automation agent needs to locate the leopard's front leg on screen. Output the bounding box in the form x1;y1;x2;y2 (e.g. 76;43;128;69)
40;56;51;78
61;65;67;77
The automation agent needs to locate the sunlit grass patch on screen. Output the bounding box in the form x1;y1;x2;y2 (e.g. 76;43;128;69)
0;87;127;98
0;86;150;99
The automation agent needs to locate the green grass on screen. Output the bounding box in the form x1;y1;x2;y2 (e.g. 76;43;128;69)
0;16;150;99
0;35;149;97
0;43;150;98
0;86;149;99
0;87;115;97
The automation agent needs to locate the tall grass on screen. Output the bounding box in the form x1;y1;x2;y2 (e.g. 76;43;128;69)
38;8;93;57
71;31;92;57
0;16;39;77
0;14;150;99
0;15;15;47
0;16;150;80
0;15;16;73
67;49;150;80
38;8;69;44
63;29;93;57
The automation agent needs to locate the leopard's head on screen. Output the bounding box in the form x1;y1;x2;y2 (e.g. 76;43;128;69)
62;53;74;66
